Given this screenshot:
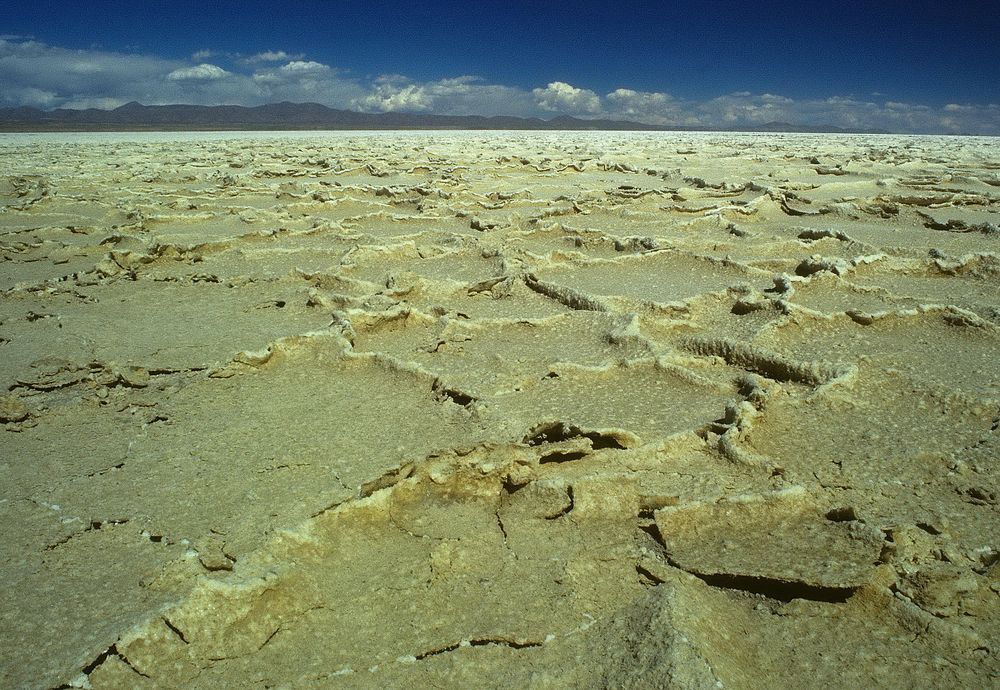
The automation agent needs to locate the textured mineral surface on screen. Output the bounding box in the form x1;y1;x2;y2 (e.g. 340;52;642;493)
1;131;998;688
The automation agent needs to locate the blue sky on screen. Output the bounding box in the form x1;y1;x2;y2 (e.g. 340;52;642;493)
2;1;998;133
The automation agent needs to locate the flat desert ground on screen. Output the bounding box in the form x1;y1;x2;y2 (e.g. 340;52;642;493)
1;131;998;688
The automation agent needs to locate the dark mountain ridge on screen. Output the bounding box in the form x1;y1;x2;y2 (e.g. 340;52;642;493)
0;101;889;133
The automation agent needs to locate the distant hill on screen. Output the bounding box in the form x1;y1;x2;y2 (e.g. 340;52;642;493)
0;101;889;133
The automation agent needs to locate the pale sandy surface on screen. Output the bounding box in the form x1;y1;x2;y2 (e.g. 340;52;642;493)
1;131;998;688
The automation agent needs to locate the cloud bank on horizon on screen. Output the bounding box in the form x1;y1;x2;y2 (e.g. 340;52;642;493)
1;38;997;134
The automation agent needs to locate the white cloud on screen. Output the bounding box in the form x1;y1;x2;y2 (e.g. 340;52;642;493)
701;92;794;125
352;75;538;117
247;50;302;63
356;77;433;112
67;61;103;75
532;81;601;115
167;63;230;81
354;75;476;113
0;38;998;134
279;60;330;74
249;60;365;104
0;38;187;106
604;88;696;125
759;93;793;104
607;88;670;110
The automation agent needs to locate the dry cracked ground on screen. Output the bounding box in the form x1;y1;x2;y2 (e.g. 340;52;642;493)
1;131;998;689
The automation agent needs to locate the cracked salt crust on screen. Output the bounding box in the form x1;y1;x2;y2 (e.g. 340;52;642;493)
0;131;997;688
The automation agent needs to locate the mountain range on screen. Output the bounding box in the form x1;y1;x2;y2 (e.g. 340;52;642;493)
0;101;888;134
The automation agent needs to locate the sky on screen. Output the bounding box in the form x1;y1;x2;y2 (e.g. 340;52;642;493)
2;0;998;133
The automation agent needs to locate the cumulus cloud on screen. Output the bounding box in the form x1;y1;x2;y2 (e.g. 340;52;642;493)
355;75;435;112
353;75;539;117
246;50;303;63
690;92;958;132
0;38;997;133
606;88;671;110
279;60;330;73
532;81;602;115
355;75;477;113
604;88;698;126
167;63;230;81
0;38;186;108
249;60;366;105
250;60;336;86
0;39;362;107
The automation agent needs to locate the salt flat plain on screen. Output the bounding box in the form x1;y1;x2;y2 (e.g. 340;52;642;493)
1;131;998;688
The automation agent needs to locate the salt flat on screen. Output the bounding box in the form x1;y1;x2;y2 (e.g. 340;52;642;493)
1;131;998;688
